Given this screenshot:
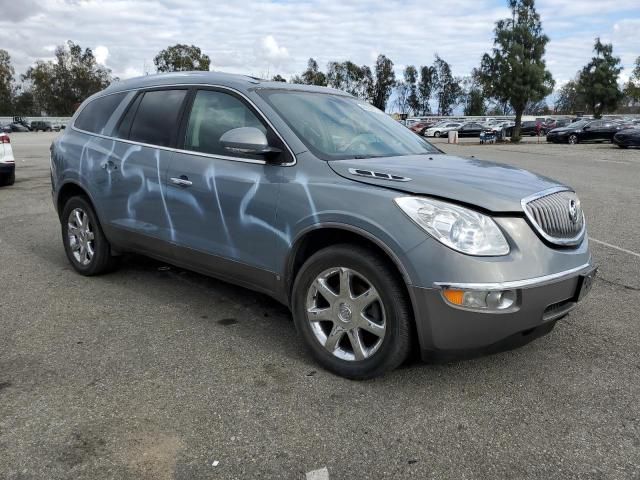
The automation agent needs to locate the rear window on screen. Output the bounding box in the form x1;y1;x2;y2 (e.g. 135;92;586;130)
128;89;187;147
75;93;127;134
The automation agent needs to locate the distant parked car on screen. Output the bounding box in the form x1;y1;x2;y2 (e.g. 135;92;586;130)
0;132;15;186
519;121;546;136
545;118;571;130
409;121;430;136
424;122;462;137
7;122;30;132
454;122;486;137
613;128;640;148
31;120;53;132
1;124;11;133
547;120;626;144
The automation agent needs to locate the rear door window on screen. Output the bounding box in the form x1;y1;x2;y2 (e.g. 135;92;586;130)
128;89;188;147
75;92;127;134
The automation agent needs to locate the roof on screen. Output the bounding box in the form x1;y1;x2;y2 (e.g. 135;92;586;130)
103;71;350;96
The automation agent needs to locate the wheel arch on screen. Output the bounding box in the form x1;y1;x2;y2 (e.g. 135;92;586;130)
56;180;98;220
285;223;415;304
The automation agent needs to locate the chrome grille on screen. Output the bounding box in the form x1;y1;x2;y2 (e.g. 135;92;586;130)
523;189;585;246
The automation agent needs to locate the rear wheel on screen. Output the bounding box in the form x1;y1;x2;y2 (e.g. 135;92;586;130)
292;244;412;379
568;134;578;145
61;196;117;275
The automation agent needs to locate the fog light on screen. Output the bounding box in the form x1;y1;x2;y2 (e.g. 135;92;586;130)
442;288;517;311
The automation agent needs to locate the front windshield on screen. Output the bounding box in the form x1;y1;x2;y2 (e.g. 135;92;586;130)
258;90;441;160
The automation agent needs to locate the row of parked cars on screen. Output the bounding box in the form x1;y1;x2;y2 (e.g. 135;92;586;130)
407;116;640;147
0;117;66;133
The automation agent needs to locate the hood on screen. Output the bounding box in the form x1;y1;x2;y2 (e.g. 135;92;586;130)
328;154;565;213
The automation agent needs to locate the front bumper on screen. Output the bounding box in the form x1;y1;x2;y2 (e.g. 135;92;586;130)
411;262;596;360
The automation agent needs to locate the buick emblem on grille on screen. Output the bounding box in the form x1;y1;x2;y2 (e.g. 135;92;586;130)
568;199;579;224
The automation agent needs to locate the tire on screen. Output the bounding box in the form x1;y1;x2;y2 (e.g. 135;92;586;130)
292;244;412;379
568;134;578;145
60;196;117;276
617;145;628;149
4;171;15;186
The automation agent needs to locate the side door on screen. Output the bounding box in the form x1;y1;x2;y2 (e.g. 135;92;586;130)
165;88;292;295
98;88;189;256
582;121;601;141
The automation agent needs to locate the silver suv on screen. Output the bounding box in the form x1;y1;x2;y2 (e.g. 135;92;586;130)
50;72;595;378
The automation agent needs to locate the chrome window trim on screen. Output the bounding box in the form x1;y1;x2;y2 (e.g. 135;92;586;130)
434;261;593;291
71;83;297;167
521;186;586;246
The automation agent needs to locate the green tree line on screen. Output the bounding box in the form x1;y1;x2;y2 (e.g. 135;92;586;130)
1;0;638;140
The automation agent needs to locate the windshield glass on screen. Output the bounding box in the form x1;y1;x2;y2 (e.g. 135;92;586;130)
258;90;441;160
567;120;588;128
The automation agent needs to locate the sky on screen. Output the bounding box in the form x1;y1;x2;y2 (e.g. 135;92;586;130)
1;0;639;89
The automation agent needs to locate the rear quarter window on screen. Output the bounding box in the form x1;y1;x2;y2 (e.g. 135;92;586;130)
74;92;127;134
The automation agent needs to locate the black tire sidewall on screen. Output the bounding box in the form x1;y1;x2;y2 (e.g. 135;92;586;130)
292;245;411;379
61;196;113;276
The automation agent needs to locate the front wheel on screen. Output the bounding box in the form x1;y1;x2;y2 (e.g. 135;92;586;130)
433;131;440;137
568;134;578;145
61;196;117;275
292;244;412;379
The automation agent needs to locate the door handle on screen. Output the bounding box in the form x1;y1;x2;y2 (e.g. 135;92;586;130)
100;160;117;170
170;176;192;187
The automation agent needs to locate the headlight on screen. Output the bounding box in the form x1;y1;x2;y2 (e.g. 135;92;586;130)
394;197;510;256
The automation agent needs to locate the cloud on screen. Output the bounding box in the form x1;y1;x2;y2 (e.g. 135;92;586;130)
0;0;43;22
0;0;637;86
256;35;289;65
94;45;109;66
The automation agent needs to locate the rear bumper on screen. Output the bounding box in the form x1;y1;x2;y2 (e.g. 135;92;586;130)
0;163;15;174
411;262;596;360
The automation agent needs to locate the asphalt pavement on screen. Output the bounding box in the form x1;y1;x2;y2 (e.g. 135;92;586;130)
1;132;639;479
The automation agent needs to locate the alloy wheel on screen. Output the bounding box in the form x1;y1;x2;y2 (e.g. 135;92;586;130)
67;208;95;266
306;267;386;361
568;134;578;145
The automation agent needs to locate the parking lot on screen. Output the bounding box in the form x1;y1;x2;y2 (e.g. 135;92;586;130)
1;132;639;479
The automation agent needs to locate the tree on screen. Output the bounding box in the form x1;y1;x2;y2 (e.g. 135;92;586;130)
23;41;114;115
462;75;486;116
554;78;586;114
326;61;373;100
417;65;436;116
371;54;395;111
433;55;462;115
271;74;286;82
154;44;211;72
623;56;640;110
577;38;622;118
404;66;419;115
478;0;554;141
0;49;15;115
394;81;410;116
300;58;327;86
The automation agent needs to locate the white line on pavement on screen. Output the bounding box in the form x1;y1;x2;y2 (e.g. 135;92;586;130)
590;238;640;259
306;467;330;480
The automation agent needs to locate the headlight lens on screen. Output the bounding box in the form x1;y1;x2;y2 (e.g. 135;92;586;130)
395;197;510;256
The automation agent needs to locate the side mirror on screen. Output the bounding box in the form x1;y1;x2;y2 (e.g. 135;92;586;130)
220;127;281;156
583;125;590;130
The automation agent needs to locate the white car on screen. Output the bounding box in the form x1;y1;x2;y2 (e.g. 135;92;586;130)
424;122;463;137
0;132;15;186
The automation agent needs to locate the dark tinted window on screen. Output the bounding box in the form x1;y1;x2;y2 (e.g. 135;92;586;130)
114;94;142;139
129;89;187;147
184;90;267;158
75;93;127;134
